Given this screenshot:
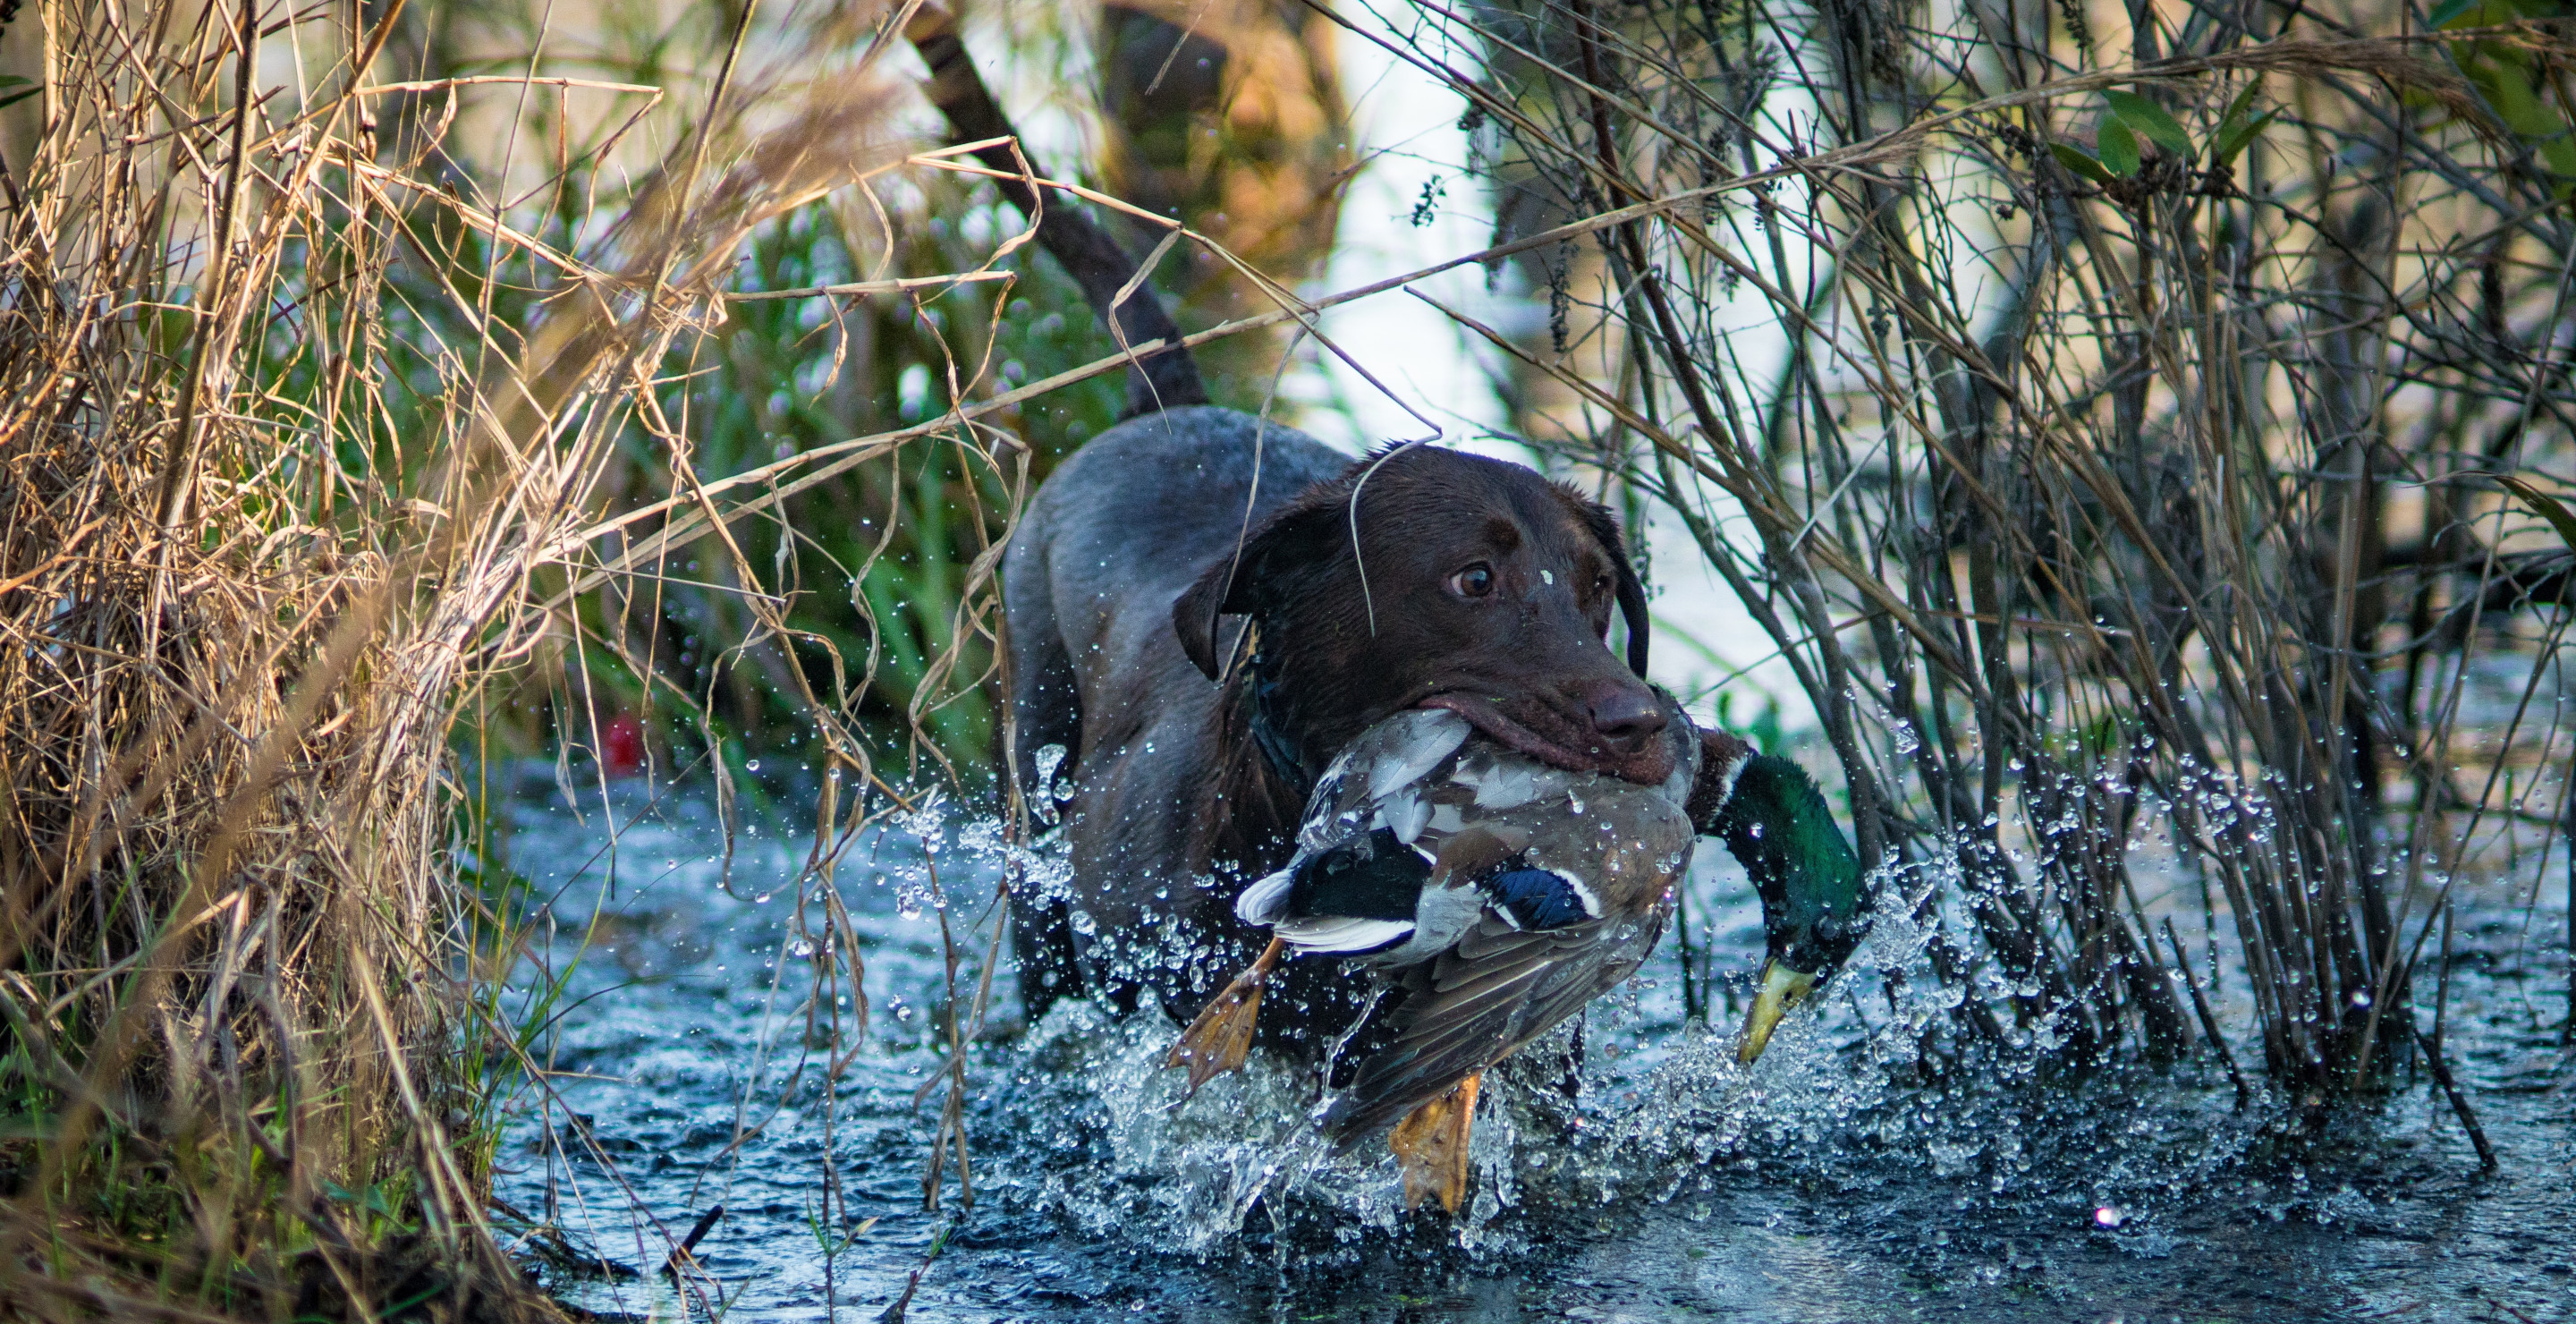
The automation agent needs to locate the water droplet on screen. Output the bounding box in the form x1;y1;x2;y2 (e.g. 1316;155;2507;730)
2094;1205;2125;1228
747;760;761;771
789;938;815;958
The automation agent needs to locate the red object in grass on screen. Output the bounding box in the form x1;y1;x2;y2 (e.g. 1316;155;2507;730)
603;712;646;777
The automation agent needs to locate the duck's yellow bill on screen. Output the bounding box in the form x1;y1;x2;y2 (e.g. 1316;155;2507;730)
1736;961;1818;1064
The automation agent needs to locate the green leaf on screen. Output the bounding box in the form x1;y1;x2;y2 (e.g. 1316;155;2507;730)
2106;90;2193;156
2499;475;2576;554
2427;0;2482;27
0;76;32;88
2220;81;2263;131
0;88;37;113
2482;60;2555;137
2545;133;2576;182
2097;120;2141;176
2214;110;2277;165
2051;142;2117;182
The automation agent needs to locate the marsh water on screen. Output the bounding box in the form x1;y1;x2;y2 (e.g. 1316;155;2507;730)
487;767;2576;1323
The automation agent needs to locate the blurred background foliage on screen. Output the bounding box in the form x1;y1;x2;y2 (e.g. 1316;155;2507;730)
1092;0;1352;358
345;0;1355;784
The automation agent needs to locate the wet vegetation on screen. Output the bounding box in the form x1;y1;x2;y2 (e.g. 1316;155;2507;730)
1421;0;2576;1107
3;0;2573;1318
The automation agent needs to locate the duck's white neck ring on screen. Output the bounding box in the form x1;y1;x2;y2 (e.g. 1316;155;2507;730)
1703;743;1749;816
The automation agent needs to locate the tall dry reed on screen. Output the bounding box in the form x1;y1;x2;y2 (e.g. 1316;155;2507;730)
0;0;1026;1313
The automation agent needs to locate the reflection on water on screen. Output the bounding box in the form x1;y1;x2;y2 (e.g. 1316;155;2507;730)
490;772;2574;1323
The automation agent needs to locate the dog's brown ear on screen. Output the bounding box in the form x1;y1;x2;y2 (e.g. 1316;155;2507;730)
1171;499;1342;683
1576;501;1651;678
1172;554;1243;683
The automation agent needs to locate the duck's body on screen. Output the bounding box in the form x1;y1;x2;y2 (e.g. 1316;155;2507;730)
1244;706;1696;1127
1172;703;1701;1204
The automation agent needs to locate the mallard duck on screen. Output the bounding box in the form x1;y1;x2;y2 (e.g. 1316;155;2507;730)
1169;702;1699;1209
1705;751;1869;1064
1167;704;1872;1210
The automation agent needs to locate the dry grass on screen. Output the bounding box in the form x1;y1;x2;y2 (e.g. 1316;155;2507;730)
0;0;1024;1314
0;0;512;1306
0;0;1323;1303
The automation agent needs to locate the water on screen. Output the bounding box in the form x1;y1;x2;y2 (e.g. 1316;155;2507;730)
488;768;2576;1322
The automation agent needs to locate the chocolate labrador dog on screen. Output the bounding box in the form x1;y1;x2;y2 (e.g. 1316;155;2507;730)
1004;409;1678;1038
907;10;1822;1051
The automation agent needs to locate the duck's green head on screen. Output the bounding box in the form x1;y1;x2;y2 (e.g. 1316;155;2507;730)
1709;754;1869;1063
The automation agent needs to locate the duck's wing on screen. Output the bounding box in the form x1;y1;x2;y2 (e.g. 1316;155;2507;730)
1318;904;1669;1146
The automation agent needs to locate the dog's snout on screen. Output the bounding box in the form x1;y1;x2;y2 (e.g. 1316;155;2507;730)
1583;685;1667;748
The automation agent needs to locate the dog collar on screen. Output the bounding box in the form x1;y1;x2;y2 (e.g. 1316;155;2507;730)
1241;657;1316;802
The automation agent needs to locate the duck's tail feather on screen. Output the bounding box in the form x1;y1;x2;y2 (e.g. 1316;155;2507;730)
904;6;1208;419
1233;868;1297;926
1274;916;1413;954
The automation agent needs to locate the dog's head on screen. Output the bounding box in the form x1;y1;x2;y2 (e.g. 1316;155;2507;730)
1173;446;1674;785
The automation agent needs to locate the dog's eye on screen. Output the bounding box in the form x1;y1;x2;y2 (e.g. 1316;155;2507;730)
1447;563;1496;598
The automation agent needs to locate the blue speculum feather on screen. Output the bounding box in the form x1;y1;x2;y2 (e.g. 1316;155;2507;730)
1485;867;1589;929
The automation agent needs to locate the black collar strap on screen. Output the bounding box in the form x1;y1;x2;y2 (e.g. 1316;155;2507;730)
1241;656;1315;802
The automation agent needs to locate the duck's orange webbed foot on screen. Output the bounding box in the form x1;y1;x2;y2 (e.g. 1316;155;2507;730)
1388;1071;1482;1213
1165;936;1286;1094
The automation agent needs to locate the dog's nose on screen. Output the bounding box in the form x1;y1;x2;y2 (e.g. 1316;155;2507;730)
1584;686;1667;748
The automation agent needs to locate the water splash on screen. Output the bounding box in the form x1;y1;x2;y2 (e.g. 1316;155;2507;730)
489;772;2568;1320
